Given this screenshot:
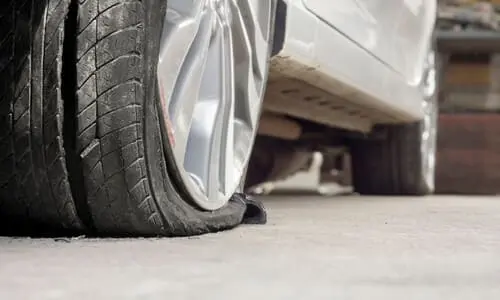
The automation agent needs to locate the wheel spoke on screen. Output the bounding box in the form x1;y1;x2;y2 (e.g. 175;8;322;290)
183;4;235;199
158;0;206;99
212;2;235;197
170;10;214;166
230;0;270;129
184;101;218;195
234;0;271;78
158;0;211;163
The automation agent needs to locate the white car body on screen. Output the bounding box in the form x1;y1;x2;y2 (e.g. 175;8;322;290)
267;0;437;131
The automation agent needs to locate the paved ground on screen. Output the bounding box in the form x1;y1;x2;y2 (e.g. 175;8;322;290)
1;194;500;300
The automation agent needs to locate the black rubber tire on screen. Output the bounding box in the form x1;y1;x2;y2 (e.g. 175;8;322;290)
0;0;84;231
73;0;271;236
350;122;434;195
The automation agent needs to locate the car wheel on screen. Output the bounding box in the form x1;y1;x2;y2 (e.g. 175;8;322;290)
350;50;438;195
0;0;84;231
72;0;275;235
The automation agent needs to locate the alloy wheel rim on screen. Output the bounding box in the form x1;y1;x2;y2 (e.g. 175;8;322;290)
420;51;438;191
156;0;272;210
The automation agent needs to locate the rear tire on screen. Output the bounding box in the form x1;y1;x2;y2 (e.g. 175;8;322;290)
350;122;435;195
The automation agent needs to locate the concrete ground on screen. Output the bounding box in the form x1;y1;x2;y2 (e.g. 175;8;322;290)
1;194;500;300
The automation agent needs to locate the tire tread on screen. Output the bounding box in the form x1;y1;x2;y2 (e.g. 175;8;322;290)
76;0;163;234
0;0;83;230
350;123;429;195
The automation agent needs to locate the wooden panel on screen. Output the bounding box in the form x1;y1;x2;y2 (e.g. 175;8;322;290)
445;63;491;86
436;113;500;194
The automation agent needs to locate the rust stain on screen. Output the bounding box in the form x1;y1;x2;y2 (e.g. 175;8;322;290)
158;78;176;148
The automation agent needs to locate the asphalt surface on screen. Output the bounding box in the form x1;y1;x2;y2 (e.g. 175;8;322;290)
1;194;500;300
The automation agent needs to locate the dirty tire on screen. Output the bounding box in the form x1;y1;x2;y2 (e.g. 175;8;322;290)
74;0;253;236
350;123;433;195
0;0;84;231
